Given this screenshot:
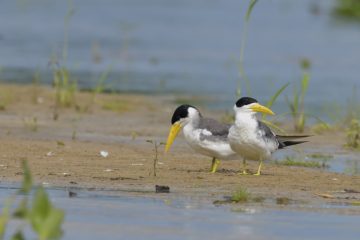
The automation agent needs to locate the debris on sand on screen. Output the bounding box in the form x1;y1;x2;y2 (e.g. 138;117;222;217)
156;185;170;193
315;193;335;199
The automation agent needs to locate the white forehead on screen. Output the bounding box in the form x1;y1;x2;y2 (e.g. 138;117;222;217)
187;107;199;118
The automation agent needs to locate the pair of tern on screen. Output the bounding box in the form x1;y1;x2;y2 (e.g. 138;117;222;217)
165;97;308;175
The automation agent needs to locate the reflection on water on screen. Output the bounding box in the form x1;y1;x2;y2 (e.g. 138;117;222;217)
0;0;360;116
1;186;359;240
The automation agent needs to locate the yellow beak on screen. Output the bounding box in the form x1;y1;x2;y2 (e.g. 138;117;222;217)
164;122;181;153
250;103;275;115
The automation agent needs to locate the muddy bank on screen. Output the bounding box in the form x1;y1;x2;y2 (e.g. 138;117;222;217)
0;83;360;211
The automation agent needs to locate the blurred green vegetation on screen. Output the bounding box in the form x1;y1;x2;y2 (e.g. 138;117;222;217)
237;0;258;97
0;160;65;240
334;0;360;20
275;156;329;169
286;59;310;133
230;188;250;203
345;119;360;149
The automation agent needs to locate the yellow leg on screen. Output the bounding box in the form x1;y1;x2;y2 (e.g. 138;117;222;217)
238;159;249;175
253;159;263;176
210;158;220;173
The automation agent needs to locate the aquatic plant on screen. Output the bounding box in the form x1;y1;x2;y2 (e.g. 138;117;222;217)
23;116;38;132
32;70;41;104
0;91;10;111
62;0;75;63
53;67;77;120
286;60;310;133
333;0;360;21
343;88;360;125
345;119;360;149
262;82;289;122
231;188;250;203
92;66;112;105
307;153;334;160
146;140;165;177
237;0;258;97
311;122;333;134
0;160;65;240
51;0;78;120
276;197;291;205
275;156;328;168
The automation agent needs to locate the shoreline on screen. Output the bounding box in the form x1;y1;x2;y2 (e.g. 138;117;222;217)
0;83;359;212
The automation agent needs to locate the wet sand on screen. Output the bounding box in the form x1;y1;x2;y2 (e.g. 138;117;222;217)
0;83;360;211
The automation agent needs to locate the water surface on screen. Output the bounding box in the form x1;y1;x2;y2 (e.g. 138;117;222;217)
1;186;360;240
1;0;360;116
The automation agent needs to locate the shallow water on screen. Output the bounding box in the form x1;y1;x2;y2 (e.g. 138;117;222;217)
1;186;360;240
274;145;360;175
1;0;360;116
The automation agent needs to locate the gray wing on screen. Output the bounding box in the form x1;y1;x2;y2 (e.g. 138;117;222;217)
257;121;283;148
257;121;308;149
198;118;230;142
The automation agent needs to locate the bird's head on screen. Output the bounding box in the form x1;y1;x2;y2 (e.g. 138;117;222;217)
234;97;275;116
165;105;200;153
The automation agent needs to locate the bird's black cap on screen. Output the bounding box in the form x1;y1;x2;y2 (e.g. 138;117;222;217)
171;104;196;124
235;97;258;108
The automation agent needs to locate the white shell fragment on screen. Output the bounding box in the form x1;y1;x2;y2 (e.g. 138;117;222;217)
100;151;109;158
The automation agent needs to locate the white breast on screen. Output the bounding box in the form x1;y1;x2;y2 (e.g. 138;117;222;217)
228;115;272;161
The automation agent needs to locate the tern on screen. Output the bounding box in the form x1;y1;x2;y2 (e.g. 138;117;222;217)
228;97;309;175
165;104;237;173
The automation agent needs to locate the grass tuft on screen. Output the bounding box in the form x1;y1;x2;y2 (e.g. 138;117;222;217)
333;0;360;21
345;119;360;150
231;188;250;203
0;160;65;239
275;156;328;168
286;65;310;133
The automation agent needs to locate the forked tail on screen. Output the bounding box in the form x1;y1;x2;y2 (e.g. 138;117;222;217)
276;135;311;149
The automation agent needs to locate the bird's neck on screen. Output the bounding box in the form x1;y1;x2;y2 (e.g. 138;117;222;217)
234;112;258;130
184;115;201;131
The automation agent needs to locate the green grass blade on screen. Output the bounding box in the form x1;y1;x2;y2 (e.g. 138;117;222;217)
262;82;289;120
245;0;259;21
293;89;299;116
266;83;290;108
238;0;259;97
95;65;113;95
300;72;310;101
0;199;12;240
19;160;32;194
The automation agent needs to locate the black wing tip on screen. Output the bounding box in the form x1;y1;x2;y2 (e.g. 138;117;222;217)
282;140;308;148
277;134;313;139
